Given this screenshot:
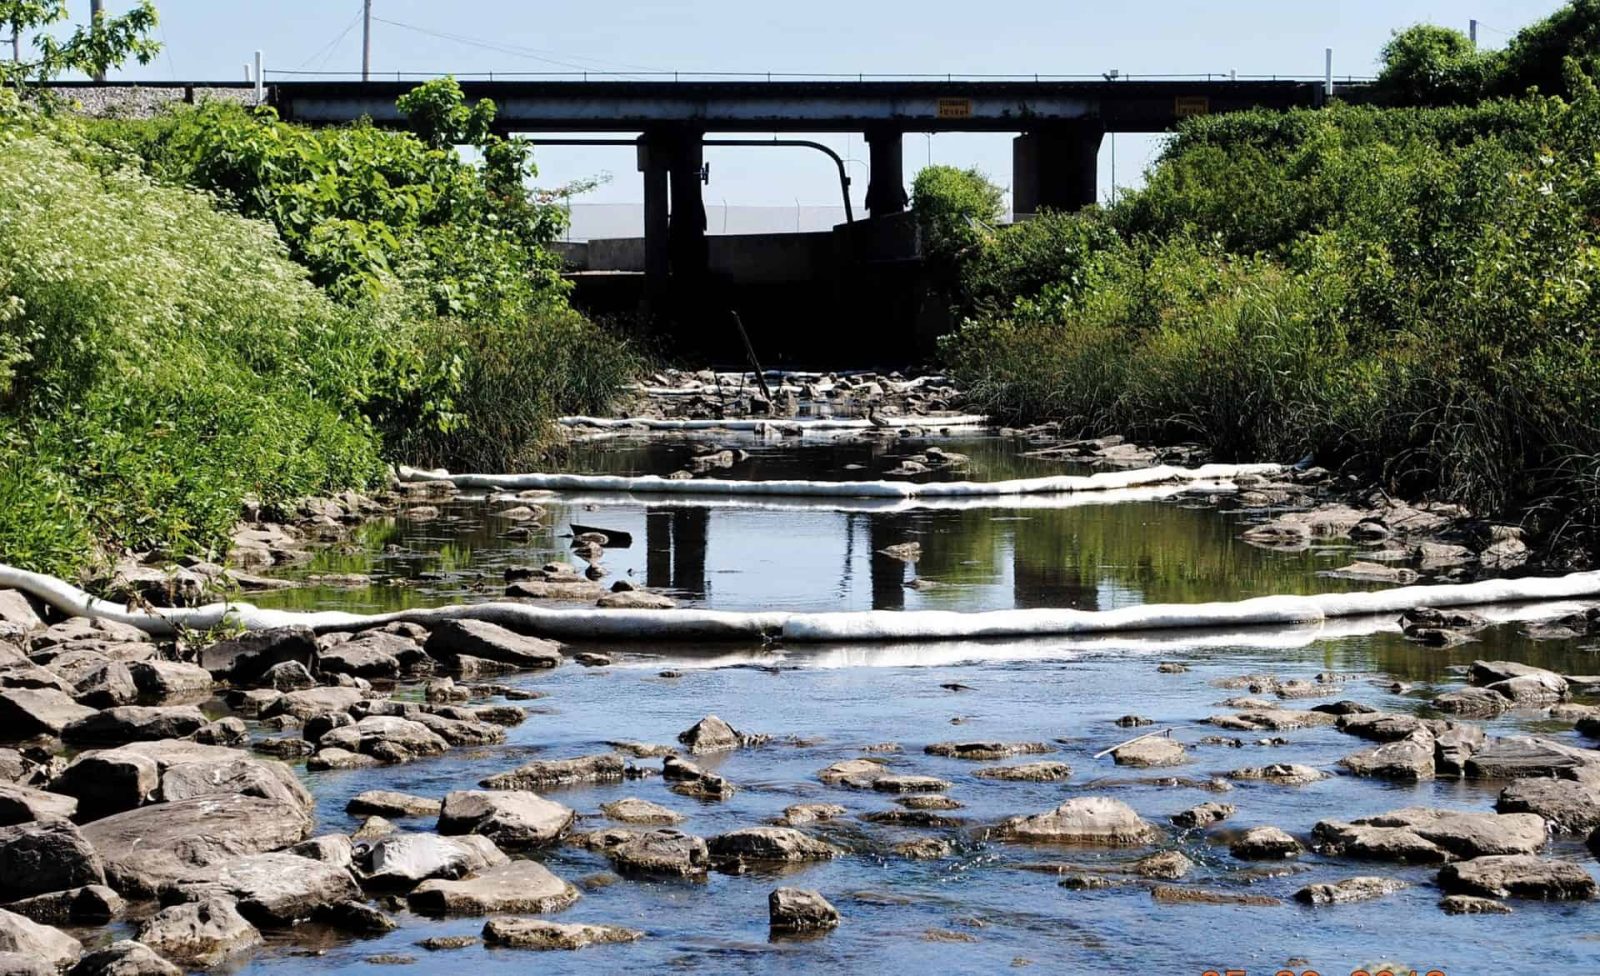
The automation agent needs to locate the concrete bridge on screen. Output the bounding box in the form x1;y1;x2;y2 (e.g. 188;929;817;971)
267;77;1329;338
57;76;1348;362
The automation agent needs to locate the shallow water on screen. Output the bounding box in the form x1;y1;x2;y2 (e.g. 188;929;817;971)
257;434;1372;614
237;434;1600;975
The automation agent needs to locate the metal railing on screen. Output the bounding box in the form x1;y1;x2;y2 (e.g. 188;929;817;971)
259;69;1376;84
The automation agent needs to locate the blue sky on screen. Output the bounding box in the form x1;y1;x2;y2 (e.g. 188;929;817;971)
75;1;1569;210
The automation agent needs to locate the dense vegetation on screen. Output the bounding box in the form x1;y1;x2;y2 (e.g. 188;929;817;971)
0;79;636;577
936;5;1600;550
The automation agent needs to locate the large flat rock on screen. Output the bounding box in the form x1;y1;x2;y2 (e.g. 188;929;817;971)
80;795;313;897
994;797;1158;846
408;860;579;916
169;852;362;927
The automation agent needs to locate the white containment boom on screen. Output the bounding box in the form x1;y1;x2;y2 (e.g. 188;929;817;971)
1;561;1596;643
395;462;1286;500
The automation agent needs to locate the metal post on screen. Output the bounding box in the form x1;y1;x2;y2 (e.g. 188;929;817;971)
1324;48;1333;98
243;62;251;82
362;0;372;81
253;50;264;103
89;0;104;81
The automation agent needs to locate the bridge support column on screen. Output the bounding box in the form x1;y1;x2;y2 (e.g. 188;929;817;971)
1012;124;1104;216
638;134;670;308
667;132;708;286
864;127;907;216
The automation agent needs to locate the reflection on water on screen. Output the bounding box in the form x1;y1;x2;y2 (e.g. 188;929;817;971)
230;433;1600;976
256;434;1372;614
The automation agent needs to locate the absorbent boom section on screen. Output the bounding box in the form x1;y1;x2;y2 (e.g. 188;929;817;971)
2;562;1596;643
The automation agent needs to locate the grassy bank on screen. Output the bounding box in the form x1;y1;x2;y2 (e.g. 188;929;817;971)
937;46;1600;549
0;82;637;577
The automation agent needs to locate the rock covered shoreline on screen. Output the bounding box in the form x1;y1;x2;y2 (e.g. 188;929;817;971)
0;576;1597;971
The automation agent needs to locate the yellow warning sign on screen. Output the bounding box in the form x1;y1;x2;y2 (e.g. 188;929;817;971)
1174;95;1210;118
937;98;973;119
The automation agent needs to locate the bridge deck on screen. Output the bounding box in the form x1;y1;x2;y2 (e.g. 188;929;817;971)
53;79;1330;134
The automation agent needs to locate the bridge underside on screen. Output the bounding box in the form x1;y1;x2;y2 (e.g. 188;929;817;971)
55;79;1329;361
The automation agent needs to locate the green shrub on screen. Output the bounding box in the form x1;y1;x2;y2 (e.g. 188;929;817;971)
0;124;392;572
911;165;1004;275
940;77;1600;544
1376;24;1487;105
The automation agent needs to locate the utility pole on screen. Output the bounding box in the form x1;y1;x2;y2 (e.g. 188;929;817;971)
1470;19;1479;46
89;0;104;81
1324;47;1333;98
362;0;372;81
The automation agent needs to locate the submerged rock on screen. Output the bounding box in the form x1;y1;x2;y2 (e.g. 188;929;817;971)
924;741;1051;761
481;918;642;951
677;715;767;754
1294;877;1408;905
993;797;1157;846
481;753;626;790
973;761;1073;782
1111;737;1187;768
1438;855;1596;900
1170;802;1235;830
357;833;508;890
769;887;839;932
438;790;574;849
707;827;840;863
408;860;579;916
1229;825;1303;860
601;798;684;825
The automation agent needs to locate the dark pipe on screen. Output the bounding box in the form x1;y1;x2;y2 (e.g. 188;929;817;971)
523;137;854;223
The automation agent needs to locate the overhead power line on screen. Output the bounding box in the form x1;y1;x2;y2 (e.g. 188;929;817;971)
370;15;666;74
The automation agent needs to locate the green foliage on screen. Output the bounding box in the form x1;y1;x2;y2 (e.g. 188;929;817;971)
0;0;160;84
1374;1;1600;106
0;122;389;572
911;165;1005;274
1489;0;1600;98
396;77;496;150
1376;24;1485;105
85;83;637;472
0;81;638;575
940;91;1600;545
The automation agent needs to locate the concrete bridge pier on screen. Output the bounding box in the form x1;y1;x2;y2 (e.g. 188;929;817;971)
638;128;710;330
1012;123;1104;215
864;126;908;216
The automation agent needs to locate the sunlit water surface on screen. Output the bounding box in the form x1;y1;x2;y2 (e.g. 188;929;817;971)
215;433;1600;975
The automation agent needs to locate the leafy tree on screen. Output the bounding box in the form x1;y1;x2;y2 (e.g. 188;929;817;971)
0;0;161;85
911;165;1005;277
1487;0;1600;97
1375;24;1485;105
396;76;495;149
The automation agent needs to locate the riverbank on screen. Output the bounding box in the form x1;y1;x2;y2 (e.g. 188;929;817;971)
931;13;1600;563
0;81;638;583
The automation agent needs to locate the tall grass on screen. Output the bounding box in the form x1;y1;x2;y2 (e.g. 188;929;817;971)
0;88;640;575
938;87;1600;547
